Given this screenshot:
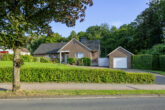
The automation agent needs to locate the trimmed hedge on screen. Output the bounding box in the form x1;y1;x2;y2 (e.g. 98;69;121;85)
78;57;91;66
67;58;77;65
1;54;13;61
160;55;165;71
40;57;51;63
0;54;38;62
0;67;155;84
132;55;153;70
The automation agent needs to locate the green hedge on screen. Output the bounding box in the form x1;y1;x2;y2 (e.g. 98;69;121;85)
0;54;38;62
1;54;13;61
40;57;51;63
78;57;91;66
160;55;165;71
0;67;155;84
67;58;77;65
132;55;153;70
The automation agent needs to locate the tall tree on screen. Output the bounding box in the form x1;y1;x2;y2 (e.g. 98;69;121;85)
0;0;93;92
45;33;64;43
68;30;79;40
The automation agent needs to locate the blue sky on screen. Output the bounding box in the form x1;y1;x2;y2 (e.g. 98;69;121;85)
50;0;150;37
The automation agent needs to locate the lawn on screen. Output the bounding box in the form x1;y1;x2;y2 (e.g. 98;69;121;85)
147;70;165;75
0;61;83;69
0;90;165;98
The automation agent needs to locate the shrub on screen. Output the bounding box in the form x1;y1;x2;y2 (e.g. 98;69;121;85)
53;58;60;63
67;58;77;65
132;55;153;70
0;66;155;84
33;57;38;62
21;55;33;62
160;55;165;71
1;54;13;61
78;57;91;66
40;57;51;63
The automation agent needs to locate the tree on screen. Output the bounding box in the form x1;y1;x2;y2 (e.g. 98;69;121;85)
45;33;64;43
26;35;46;54
0;0;93;92
68;30;79;40
134;0;165;51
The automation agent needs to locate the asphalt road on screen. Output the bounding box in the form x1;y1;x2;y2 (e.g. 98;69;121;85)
0;97;165;110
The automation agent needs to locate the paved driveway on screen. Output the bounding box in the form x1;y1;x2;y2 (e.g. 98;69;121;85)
123;69;165;85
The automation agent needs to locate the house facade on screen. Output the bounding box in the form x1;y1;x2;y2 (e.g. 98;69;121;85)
33;38;100;66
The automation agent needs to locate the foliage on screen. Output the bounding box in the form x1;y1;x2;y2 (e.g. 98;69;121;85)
160;55;165;71
132;55;153;70
0;54;38;62
1;54;13;61
67;58;77;65
0;63;154;84
26;35;46;54
53;58;60;64
77;57;91;66
21;55;33;62
132;54;164;71
139;43;165;55
45;33;67;43
68;31;79;41
40;57;51;63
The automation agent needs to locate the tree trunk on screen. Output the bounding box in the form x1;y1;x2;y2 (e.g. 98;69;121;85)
12;48;21;92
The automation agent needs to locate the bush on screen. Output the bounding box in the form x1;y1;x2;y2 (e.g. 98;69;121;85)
33;57;38;62
21;55;33;62
78;57;91;66
132;55;153;70
0;66;155;84
40;57;51;63
67;58;77;65
1;54;13;61
53;58;60;63
160;55;165;71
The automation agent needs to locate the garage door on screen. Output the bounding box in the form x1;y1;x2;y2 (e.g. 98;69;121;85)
98;58;109;67
113;57;127;68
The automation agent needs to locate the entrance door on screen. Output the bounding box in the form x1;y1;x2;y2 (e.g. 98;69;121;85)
64;54;69;63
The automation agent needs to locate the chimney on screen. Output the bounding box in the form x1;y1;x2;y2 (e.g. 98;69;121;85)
80;37;87;43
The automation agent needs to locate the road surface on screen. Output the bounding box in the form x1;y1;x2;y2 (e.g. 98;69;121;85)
0;97;165;110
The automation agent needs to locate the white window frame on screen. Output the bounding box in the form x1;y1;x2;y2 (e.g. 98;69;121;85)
75;52;84;59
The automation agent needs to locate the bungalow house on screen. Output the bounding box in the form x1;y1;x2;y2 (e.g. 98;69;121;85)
33;38;100;66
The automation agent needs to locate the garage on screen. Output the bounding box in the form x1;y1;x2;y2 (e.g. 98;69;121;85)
108;46;133;69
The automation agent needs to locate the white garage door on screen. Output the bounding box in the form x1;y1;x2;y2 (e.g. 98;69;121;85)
113;57;127;68
98;58;109;67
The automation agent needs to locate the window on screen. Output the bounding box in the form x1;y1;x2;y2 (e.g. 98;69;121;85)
75;52;84;59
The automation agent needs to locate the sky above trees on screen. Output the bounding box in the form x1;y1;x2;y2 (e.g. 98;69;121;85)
50;0;149;37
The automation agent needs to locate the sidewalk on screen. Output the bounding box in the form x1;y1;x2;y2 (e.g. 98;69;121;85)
1;83;165;90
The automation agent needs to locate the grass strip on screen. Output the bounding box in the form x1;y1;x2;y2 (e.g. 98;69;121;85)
0;90;165;98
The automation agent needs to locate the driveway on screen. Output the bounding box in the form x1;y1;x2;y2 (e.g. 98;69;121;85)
123;69;165;85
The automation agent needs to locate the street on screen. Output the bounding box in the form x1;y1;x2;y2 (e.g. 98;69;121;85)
0;97;165;110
